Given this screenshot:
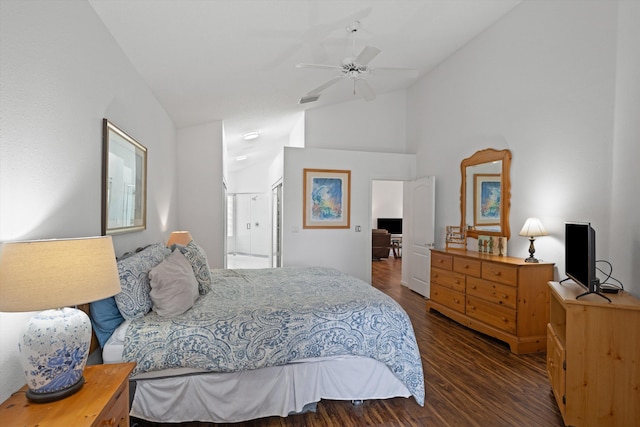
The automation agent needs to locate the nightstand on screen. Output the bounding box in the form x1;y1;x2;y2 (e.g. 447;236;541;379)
0;362;135;427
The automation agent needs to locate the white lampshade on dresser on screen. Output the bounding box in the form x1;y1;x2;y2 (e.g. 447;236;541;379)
0;236;121;402
519;217;549;263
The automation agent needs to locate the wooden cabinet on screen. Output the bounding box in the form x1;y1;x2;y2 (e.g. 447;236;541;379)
427;248;554;354
547;281;640;426
0;362;135;427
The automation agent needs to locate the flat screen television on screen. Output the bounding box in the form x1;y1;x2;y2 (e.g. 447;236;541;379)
564;222;599;296
377;218;402;235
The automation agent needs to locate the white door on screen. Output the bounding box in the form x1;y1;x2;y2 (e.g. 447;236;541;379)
402;176;435;297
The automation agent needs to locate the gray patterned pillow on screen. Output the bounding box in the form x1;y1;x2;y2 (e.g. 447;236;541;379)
114;243;171;320
179;241;212;295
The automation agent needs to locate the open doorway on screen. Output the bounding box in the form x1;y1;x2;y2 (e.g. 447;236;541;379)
372;180;403;266
226;193;270;269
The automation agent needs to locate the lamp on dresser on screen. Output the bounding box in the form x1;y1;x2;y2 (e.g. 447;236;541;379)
166;230;193;247
0;236;121;403
519;217;548;263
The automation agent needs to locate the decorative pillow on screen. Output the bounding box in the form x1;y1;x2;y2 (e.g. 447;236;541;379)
114;243;171;320
149;250;200;317
179;241;212;295
89;296;124;348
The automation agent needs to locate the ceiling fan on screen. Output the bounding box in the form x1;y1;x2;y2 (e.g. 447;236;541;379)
297;21;418;104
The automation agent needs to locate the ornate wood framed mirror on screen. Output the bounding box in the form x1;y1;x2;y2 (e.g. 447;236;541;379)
460;148;512;239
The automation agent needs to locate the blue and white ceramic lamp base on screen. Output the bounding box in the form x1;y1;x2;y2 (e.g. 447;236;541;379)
20;307;91;403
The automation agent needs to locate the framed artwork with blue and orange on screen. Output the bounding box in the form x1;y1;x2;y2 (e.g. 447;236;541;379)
303;168;351;229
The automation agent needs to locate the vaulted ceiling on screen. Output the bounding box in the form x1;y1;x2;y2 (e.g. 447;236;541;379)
89;0;521;172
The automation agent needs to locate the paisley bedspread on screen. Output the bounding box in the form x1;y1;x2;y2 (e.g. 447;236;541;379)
122;266;425;405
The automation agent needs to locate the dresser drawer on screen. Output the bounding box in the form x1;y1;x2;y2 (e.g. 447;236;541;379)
466;295;516;334
481;262;518;286
431;267;466;292
467;276;517;309
431;284;465;313
431;252;453;270
453;257;481;277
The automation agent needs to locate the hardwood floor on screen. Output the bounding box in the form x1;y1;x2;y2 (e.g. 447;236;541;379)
132;258;564;427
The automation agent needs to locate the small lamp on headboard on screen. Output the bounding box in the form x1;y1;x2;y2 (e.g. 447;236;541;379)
166;230;193;247
0;236;121;402
519;217;549;263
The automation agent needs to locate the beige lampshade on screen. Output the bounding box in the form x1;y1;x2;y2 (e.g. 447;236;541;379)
166;231;193;247
0;236;121;312
519;218;549;238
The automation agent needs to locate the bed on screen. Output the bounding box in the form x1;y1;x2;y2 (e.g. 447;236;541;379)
89;242;425;423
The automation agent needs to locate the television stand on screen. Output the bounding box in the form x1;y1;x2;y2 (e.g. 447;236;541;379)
575;289;611;303
547;281;640;425
559;277;611;302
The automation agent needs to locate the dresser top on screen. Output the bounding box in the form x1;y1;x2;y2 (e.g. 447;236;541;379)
549;281;640;310
432;248;555;266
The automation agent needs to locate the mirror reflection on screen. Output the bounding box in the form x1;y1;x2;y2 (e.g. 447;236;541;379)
460;148;511;239
465;161;502;232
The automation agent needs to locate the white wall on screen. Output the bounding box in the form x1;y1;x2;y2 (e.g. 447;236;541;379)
609;0;640;291
0;1;178;401
282;147;415;283
176;121;225;268
372;181;404;230
305;90;408;153
406;0;640;296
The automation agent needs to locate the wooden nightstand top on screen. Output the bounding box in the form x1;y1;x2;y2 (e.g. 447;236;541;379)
1;362;135;427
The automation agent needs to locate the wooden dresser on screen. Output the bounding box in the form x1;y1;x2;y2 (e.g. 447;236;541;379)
426;248;554;354
547;281;640;426
0;362;135;427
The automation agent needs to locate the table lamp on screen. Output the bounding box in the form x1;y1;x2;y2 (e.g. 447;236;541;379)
519;217;548;263
166;230;193;247
0;236;121;403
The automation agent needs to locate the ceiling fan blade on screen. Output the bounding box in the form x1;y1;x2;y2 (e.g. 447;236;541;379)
308;76;344;95
296;63;342;70
355;46;381;65
372;67;419;78
356;79;376;102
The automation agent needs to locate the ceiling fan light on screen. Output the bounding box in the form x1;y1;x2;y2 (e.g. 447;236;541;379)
242;131;259;141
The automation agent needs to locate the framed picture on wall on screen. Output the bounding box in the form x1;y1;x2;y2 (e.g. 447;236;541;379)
474;174;500;226
303;168;351;229
102;119;147;235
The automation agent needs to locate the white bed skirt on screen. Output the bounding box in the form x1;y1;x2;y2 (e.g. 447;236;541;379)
129;356;411;423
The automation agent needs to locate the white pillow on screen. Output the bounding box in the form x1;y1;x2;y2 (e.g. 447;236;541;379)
149;250;200;317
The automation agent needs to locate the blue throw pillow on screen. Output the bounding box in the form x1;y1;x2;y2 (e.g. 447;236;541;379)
90;296;125;348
